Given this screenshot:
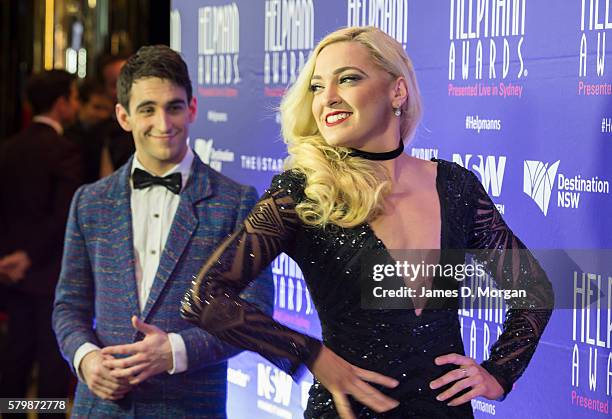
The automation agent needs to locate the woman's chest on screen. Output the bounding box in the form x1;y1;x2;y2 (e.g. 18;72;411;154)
369;189;442;250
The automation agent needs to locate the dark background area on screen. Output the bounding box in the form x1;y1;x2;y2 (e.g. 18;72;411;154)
0;0;170;369
0;0;170;141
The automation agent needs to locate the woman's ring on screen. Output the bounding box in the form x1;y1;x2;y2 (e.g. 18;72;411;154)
459;368;468;377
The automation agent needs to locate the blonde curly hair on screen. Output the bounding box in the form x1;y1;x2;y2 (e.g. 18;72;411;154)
280;26;422;228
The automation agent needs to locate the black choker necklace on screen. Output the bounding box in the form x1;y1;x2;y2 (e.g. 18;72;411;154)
348;141;404;161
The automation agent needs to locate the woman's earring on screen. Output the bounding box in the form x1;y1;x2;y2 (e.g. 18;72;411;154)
393;108;402;117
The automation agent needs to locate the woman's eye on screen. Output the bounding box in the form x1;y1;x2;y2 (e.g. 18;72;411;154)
340;75;360;84
309;84;323;92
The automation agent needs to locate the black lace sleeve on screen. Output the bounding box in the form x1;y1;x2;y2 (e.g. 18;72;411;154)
180;171;322;379
466;171;554;396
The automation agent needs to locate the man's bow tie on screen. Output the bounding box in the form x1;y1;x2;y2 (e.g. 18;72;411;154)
132;168;182;194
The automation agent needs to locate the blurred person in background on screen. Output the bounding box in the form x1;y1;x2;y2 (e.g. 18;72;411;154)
76;78;114;126
97;53;130;104
96;53;135;177
64;78;114;184
0;69;82;416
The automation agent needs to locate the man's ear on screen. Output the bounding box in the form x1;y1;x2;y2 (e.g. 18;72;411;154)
188;96;197;123
116;103;132;132
391;76;409;109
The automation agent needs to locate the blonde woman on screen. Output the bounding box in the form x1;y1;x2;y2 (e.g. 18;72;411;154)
181;27;553;418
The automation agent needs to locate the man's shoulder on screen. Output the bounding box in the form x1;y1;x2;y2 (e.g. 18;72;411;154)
2;124;50;147
1;125;62;164
75;168;125;206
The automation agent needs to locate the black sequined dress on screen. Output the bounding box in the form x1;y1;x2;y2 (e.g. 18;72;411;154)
181;159;554;418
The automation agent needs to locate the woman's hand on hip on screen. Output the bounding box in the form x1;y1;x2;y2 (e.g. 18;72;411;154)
310;345;400;419
429;353;504;406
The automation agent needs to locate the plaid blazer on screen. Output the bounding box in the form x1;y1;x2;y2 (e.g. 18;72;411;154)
53;154;273;418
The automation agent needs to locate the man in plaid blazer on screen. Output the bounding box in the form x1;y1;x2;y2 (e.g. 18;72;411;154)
53;45;273;417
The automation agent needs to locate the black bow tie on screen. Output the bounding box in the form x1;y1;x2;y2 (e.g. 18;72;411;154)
132;168;182;194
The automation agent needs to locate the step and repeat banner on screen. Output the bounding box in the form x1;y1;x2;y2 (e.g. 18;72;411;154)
170;1;612;418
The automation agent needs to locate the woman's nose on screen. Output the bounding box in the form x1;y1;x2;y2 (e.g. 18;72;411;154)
322;84;342;107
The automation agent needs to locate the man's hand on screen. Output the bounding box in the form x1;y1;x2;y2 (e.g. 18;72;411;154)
429;353;504;406
0;250;31;283
101;316;173;385
80;350;132;400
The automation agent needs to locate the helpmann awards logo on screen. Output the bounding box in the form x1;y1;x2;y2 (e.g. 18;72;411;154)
347;0;408;48
523;160;610;216
577;0;612;96
448;0;526;99
264;0;315;96
197;3;240;96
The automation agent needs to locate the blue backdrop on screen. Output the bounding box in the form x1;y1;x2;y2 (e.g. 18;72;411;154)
170;1;612;417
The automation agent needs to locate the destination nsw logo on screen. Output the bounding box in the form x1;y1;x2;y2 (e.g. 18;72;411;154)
523;160;610;216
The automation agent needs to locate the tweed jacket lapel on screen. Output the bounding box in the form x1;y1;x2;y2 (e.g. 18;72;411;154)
108;157;141;317
141;155;213;321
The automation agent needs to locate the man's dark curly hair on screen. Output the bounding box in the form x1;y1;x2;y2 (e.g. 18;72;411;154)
117;45;192;112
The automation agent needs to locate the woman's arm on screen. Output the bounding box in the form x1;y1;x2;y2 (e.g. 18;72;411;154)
181;172;401;417
181;171;322;377
467;171;555;396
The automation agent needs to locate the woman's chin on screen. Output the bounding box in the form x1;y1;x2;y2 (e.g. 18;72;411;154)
322;136;358;149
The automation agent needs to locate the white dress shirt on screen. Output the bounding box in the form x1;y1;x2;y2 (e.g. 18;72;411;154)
73;148;194;379
32;115;64;135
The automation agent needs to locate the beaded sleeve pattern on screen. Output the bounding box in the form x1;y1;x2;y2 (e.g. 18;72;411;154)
463;168;554;395
181;171;321;378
